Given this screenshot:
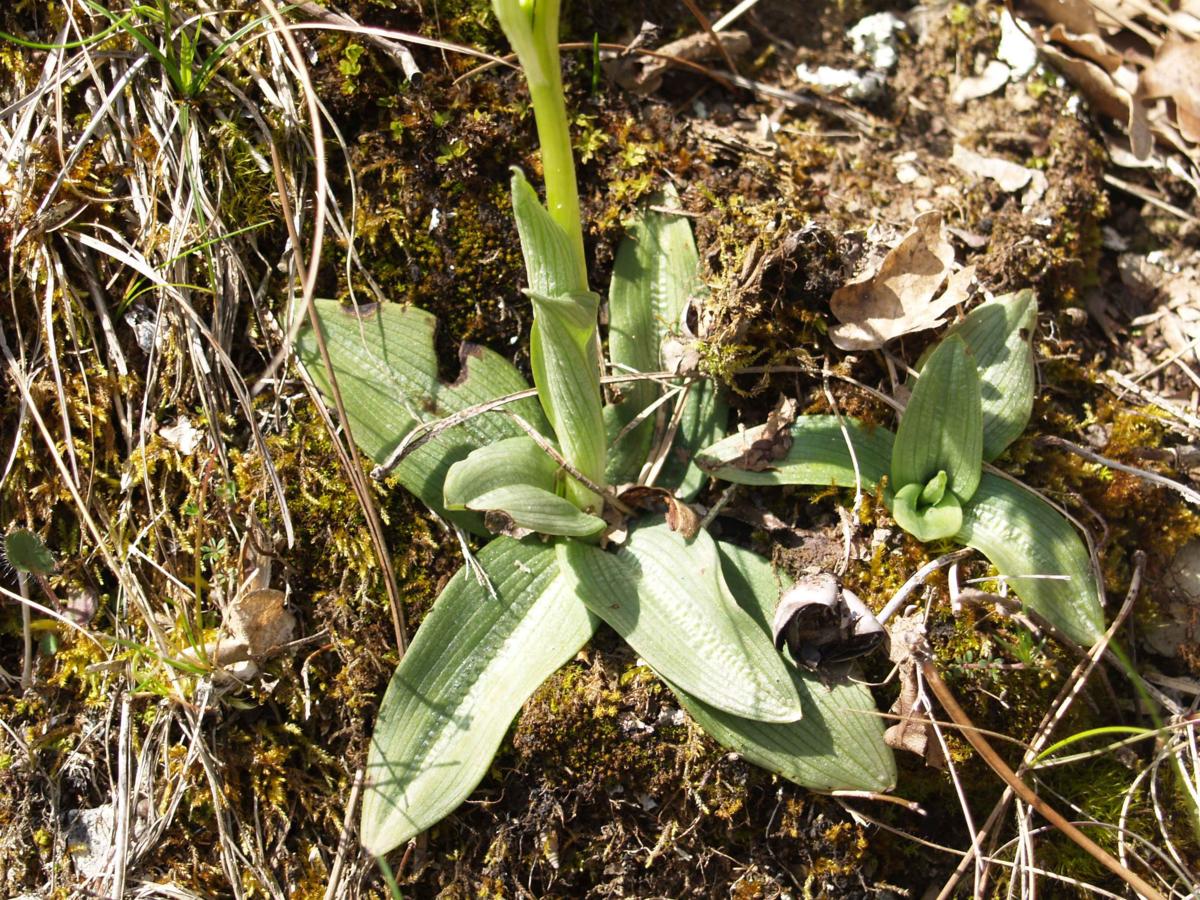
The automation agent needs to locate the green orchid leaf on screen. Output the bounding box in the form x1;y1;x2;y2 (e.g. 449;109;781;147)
606;186;726;497
465;485;607;537
511;169;606;508
672;542;896;792
696;415;893;488
920;470;948;506
957;472;1105;646
892;335;982;501
940;290;1037;462
510;167;586;297
361;538;598;856
297;300;550;533
558;524;803;723
444;435;559;503
890;481;963;542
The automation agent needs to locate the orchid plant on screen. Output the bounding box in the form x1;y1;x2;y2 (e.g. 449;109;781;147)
298;0;1103;859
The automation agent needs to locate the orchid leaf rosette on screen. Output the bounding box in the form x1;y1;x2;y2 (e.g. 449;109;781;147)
697;290;1106;648
299;0;895;859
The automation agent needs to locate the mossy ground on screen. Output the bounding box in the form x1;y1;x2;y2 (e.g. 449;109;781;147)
2;1;1199;897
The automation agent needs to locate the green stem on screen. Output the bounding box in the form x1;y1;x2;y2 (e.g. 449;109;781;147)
528;79;586;288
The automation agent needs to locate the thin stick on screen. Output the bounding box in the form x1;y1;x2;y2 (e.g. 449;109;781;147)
921;660;1166;900
679;0;740;77
18;569;32;690
940;552;1145;899
1040;434;1200;508
1108;369;1200;433
110;692;132;900
323;767;364;900
877;549;973;625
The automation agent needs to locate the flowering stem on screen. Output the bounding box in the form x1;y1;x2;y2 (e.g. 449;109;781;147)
493;0;587;290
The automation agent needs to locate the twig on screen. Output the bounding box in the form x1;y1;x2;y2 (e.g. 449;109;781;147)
1107;369;1200;434
920;659;1167;900
713;0;764;32
18;569;32;691
940;552;1145;898
877;549;974;625
679;0;740;77
1040;435;1200;508
323;767;364;900
294;1;421;85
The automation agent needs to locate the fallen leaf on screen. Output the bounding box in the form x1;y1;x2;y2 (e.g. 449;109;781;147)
1019;0;1099;36
951;59;1012;105
159;417;203;455
829;212;972;350
715;396;797;471
1037;44;1153;158
1046;23;1122;72
606;30;750;96
950;144;1047;196
226;588;296;658
1139;37;1200;143
772;574;887;669
882;612;946;768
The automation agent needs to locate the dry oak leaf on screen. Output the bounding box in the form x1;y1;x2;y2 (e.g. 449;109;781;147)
1140;37;1200;144
829;211;973;350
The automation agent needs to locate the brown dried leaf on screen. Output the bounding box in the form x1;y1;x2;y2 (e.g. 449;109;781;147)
1038;43;1153;158
226;588;296;658
717;396;798;471
829;212;968;350
882;613;946;768
1020;0;1100;36
1140;37;1200;143
606;30;751;96
950;144;1043;193
1046;23;1122;72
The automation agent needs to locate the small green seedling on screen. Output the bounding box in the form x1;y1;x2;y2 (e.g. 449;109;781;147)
300;0;894;857
4;529;56;576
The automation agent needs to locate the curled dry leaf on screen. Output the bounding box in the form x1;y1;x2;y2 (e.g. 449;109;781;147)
158;417;204;455
615;485;701;540
717;396;798;472
771;573;887;669
950;59;1012;105
883;612;946;768
226;588;296;659
829;212;974;351
1139;36;1200;143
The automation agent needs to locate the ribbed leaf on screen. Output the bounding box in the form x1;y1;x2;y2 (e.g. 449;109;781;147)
361;538;597;855
297;301;549;532
696;416;893;488
444;435;559;503
956;472;1105;646
558;524;803;722
465;485;606;537
510;168;586;297
673;543;896;792
605;187;726;497
941;290;1037;461
892;336;982;500
891;481;963;542
511;171;606;507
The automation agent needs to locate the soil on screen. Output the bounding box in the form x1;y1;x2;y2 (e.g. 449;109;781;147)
2;1;1200;898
